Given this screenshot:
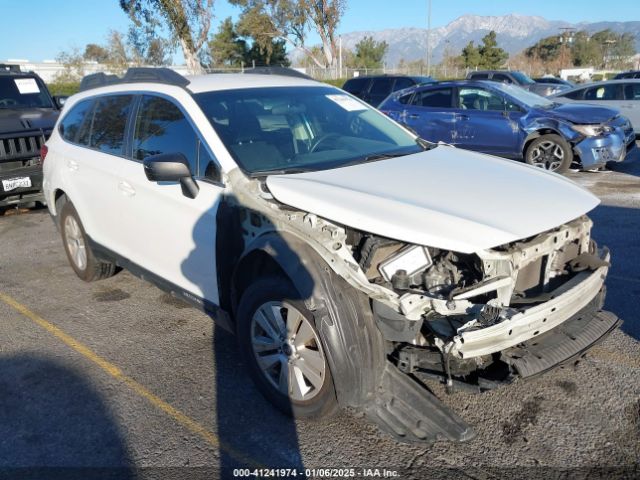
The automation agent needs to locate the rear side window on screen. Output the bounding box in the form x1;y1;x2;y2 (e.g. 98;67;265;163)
393;77;414;91
624;83;640;100
89;95;133;155
492;73;513;84
369;78;394;96
59;99;94;144
342;78;368;95
133;95;198;174
584;85;621;100
468;73;489;80
411;88;453;108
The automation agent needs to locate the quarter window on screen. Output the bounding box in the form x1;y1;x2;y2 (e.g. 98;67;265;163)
133;96;198;174
89;95;133;155
59;99;94;144
393;77;414;91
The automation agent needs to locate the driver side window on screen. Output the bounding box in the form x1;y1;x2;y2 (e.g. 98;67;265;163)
133;95;198;174
459;88;505;111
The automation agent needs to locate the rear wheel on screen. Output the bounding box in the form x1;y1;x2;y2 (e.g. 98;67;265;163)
236;276;338;420
60;201;116;282
525;134;572;173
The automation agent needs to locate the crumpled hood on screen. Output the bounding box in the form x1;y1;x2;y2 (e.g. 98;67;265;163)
543;103;620;125
0;108;58;134
266;146;599;253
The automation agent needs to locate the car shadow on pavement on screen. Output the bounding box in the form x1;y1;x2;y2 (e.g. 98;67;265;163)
181;194;311;478
589;204;640;340
608;145;640;177
0;354;134;480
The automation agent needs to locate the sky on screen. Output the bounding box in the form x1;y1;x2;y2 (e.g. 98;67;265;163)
1;0;639;63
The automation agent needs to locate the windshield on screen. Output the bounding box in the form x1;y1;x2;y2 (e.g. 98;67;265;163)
489;82;556;109
511;71;535;85
0;76;53;109
194;86;423;175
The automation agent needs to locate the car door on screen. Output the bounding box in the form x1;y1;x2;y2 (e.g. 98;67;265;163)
621;83;640;132
452;86;520;155
58;95;135;251
115;94;224;305
399;86;455;143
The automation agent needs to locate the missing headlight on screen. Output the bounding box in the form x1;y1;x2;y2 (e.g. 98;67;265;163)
378;245;432;282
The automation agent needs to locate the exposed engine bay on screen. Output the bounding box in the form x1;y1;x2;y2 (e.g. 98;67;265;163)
344;215;613;388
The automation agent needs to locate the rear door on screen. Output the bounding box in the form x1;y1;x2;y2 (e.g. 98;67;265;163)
399;86;455;143
622;83;640;133
452;86;520;155
115;94;224;305
57;95;135;250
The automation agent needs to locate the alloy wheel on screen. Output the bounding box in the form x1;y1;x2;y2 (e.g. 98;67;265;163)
250;301;326;401
530;140;565;171
64;215;87;271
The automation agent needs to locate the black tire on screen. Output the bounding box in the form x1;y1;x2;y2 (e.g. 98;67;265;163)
59;201;117;282
236;276;339;420
525;134;573;173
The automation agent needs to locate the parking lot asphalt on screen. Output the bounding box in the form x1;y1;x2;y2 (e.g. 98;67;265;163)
1;155;639;479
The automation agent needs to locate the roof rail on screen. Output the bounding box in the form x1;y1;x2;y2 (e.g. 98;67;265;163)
244;66;313;80
79;67;190;92
0;64;22;73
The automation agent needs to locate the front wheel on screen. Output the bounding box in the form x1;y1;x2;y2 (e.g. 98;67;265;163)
525;134;573;173
236;276;338;420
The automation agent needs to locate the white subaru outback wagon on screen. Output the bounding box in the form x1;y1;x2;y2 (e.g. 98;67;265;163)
43;68;620;443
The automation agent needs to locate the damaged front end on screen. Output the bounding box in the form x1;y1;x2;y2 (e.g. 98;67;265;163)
363;216;621;389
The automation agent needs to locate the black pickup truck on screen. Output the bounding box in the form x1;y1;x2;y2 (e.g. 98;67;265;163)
0;64;65;209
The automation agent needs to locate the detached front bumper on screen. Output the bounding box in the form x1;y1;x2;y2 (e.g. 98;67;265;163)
450;248;611;359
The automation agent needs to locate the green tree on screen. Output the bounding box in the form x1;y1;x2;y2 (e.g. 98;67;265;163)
525;35;562;62
83;44;110;63
230;0;346;69
245;38;290;66
353;36;388;69
477;31;508;69
460;41;481;68
207;17;248;67
120;0;213;73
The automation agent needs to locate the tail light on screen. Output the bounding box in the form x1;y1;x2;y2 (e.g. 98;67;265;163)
40;144;48;166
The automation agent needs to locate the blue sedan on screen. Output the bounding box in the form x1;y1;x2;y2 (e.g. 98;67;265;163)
379;80;636;173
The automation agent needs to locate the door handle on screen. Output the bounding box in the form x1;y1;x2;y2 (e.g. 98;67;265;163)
407;114;420;119
456;114;469;120
118;181;136;197
67;160;79;171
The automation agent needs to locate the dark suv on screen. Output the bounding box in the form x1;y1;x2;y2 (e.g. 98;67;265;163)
0;64;63;209
342;75;434;107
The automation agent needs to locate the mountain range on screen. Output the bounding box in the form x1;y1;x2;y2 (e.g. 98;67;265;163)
330;14;640;66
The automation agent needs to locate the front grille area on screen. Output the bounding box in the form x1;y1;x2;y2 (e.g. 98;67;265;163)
0;134;45;162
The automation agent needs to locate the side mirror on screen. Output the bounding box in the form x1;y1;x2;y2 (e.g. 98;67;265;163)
143;153;199;199
53;96;68;109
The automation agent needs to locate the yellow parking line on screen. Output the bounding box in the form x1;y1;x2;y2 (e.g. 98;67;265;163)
0;291;260;468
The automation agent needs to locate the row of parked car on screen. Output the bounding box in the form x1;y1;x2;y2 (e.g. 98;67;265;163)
343;70;638;173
